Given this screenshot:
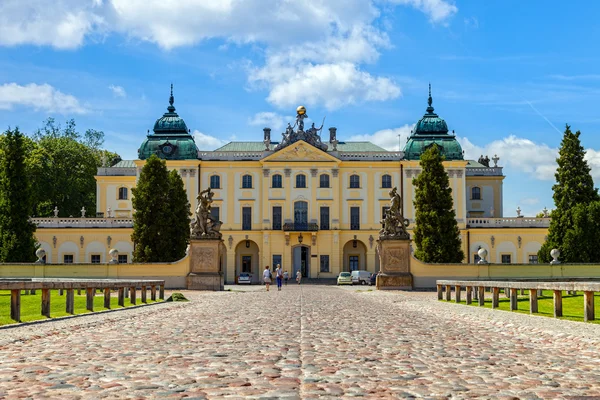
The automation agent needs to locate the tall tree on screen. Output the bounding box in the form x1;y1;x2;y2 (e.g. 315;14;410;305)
0;128;38;262
131;155;190;262
539;125;600;263
412;144;464;263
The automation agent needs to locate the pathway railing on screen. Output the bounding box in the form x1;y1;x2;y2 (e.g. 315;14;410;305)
436;279;598;322
1;278;165;322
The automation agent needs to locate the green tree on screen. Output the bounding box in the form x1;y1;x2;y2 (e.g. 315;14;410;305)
131;155;190;262
412;145;464;263
27;118;121;217
0;128;38;262
539;125;599;263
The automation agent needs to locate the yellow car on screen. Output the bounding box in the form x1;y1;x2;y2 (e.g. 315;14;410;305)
337;272;353;285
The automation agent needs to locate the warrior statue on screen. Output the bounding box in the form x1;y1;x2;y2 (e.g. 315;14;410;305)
379;187;410;240
190;187;222;239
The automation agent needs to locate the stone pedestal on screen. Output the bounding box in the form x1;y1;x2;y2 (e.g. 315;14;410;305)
186;239;224;291
376;239;413;290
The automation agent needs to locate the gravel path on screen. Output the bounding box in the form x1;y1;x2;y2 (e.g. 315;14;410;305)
1;286;599;398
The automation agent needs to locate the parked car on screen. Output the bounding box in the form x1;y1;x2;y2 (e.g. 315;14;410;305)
351;270;371;285
337;272;352;285
369;272;378;286
238;272;253;284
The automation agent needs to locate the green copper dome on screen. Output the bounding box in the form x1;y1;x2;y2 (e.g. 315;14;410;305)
403;85;463;161
138;85;199;160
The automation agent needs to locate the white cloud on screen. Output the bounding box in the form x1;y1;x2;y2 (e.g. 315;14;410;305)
0;82;87;114
348;124;414;151
193;130;228;151
248;112;290;131
0;0;458;110
520;197;540;206
108;84;126;98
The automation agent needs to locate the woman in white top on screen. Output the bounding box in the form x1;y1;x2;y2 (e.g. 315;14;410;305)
263;266;272;291
296;270;302;284
275;264;283;291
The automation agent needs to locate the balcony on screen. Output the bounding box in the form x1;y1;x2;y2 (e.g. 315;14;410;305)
282;222;319;232
467;217;550;228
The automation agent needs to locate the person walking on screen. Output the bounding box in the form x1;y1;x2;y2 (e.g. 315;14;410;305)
296;270;302;284
275;264;283;291
263;265;272;291
283;270;289;285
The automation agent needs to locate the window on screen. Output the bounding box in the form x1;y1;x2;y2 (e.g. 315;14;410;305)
118;187;128;200
319;174;330;188
90;254;101;264
294;201;308;228
242;255;252;273
349;255;359;271
273;255;282;269
242;207;252;230
528;254;539;264
320;207;330;230
382;174;392;188
296;174;307;188
63;254;74;264
471;187;481;200
473;254;481;264
272;206;282;230
210;175;220;189
501;254;511;264
118;254;128;264
349;174;360;188
210;206;220;222
350;207;360;230
320;255;330;272
272;174;282;188
242;174;253;188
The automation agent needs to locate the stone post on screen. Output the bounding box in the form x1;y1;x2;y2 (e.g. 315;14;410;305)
104;288;111;309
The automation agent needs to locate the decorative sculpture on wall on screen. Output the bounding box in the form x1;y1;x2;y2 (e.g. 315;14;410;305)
190;187;223;240
379;187;410;240
274;106;328;152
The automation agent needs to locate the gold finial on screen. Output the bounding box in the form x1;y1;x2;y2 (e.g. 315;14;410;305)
296;105;306;115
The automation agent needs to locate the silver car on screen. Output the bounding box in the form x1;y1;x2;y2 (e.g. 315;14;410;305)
238;272;252;284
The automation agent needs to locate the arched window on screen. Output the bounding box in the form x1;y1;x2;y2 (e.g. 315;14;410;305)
210;175;220;189
272;174;282;188
381;174;392;188
319;174;330;188
118;187;128;200
242;174;253;189
349;174;360;188
296;174;307;188
471;187;481;200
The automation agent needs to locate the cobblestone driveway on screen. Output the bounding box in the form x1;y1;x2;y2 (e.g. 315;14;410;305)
1;285;600;399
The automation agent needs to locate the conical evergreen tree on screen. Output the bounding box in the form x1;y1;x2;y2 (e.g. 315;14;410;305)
412;144;464;263
0;128;38;262
131;155;190;262
539;125;599;263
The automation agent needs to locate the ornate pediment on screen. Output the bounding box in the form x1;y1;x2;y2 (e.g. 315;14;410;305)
262;141;339;163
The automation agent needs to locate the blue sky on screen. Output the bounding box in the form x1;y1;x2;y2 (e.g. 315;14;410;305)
1;0;599;217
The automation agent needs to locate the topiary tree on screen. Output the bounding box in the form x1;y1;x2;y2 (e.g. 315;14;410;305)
412;144;464;263
0;128;38;262
539;125;599;263
131;155;190;262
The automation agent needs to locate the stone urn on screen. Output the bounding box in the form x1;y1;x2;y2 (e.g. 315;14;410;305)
35;248;46;264
109;248;119;264
477;248;488;264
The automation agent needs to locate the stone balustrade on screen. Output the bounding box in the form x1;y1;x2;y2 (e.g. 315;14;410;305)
199;151;264;161
465;167;503;176
436;279;599;322
336;152;403;161
0;278;165;322
467;217;550;228
97;167;137;176
198;150;403;161
31;217;134;228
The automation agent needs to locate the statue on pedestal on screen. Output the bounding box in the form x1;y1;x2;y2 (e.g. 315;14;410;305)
379;187;410;240
190;187;222;239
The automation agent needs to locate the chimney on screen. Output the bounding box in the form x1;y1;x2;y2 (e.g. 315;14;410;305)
329;127;337;143
263;127;271;142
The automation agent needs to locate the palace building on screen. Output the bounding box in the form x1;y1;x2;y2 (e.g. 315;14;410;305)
32;86;550;283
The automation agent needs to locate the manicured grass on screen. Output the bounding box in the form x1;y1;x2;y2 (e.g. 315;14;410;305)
445;290;600;324
0;289;161;326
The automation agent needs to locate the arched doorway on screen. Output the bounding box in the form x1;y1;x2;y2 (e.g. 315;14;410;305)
235;240;260;283
292;245;310;278
342;239;367;272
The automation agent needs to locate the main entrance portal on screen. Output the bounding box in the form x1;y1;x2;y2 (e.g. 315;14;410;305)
292;245;310;279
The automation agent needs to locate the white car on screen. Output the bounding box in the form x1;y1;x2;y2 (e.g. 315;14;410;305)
337;272;353;285
351;270;371;285
238;273;252;284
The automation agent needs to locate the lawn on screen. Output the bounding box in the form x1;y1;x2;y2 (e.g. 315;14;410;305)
0;289;161;326
446;290;600;324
